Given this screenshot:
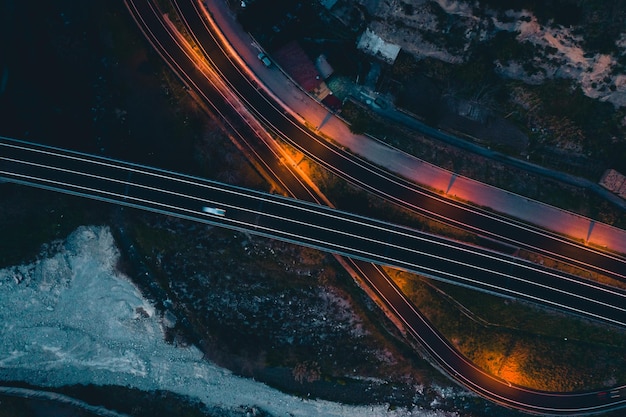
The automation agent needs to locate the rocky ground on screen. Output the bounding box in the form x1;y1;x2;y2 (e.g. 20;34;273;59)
324;0;626;181
2;1;626;416
121;209;459;411
343;0;626;106
0;224;482;417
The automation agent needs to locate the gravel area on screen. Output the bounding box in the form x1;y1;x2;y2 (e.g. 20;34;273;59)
0;225;460;417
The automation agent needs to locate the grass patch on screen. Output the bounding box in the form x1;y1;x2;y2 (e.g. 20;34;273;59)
387;267;626;391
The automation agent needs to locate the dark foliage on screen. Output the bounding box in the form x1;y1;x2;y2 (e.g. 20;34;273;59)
478;0;626;54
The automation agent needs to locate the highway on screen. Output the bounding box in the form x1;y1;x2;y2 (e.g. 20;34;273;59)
170;0;626;284
114;1;626;413
2;0;622;413
2;136;626;414
123;0;626;327
4;136;626;326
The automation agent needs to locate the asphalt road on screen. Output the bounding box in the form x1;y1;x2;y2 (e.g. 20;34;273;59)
33;0;619;414
4;137;626;325
171;0;626;283
2;136;626;414
3;0;625;414
125;0;626;327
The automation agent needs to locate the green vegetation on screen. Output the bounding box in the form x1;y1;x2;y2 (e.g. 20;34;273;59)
342;102;375;134
523;80;626;173
388;268;626;391
479;0;626;54
381;17;626;176
341;99;394;135
338;99;626;229
479;0;583;27
3;0;625;415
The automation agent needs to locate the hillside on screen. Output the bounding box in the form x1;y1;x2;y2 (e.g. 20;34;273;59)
325;0;626;176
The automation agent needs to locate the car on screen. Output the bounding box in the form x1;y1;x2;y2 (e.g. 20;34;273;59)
257;52;272;67
202;206;226;216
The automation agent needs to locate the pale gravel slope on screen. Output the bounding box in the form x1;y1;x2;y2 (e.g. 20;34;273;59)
0;226;458;417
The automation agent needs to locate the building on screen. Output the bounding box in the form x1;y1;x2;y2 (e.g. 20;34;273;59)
357;28;401;64
273;41;332;100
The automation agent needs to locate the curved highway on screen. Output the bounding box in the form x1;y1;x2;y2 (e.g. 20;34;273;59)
2;136;626;414
118;4;624;414
170;0;626;283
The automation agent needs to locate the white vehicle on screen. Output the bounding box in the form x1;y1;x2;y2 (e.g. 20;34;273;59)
257;52;272;67
202;206;226;216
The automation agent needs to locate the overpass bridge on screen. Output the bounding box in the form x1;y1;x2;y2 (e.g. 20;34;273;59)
2;135;626;414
